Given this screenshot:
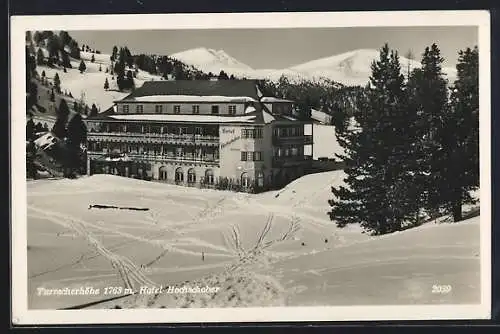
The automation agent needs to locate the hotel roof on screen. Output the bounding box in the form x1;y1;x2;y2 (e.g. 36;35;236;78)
117;80;263;102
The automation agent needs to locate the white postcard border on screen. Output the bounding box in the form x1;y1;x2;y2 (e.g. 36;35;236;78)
10;10;491;324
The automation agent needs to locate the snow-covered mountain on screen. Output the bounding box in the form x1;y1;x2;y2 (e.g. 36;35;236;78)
171;47;458;86
170;48;253;76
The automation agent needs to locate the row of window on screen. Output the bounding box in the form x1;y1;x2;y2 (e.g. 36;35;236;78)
241;151;263;162
160;167;215;184
241;128;263;139
89;142;219;156
273;146;303;157
122;104;238;115
95;124;219;136
273;127;304;137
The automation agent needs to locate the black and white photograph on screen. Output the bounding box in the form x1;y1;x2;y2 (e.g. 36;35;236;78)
11;11;491;324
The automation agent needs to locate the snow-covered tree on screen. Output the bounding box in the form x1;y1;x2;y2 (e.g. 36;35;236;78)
437;46;479;221
406;44;449;217
329;44;417;235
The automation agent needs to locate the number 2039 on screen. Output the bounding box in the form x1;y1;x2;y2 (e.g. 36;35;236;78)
432;285;452;294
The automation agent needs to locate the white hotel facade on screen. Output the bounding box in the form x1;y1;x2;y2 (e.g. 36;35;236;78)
85;80;313;191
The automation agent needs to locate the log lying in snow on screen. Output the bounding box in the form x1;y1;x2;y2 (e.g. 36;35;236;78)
88;204;149;211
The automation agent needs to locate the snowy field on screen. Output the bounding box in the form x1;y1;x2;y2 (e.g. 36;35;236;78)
27;170;480;309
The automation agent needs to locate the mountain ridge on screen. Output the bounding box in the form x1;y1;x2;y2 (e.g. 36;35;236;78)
170;47;458;86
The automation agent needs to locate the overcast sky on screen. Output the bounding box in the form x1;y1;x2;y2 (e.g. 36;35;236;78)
68;26;478;69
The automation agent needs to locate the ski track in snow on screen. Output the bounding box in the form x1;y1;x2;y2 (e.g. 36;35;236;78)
27;171;480;308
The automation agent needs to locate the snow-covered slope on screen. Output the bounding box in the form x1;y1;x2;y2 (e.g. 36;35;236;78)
290;48;457;86
35;49;163;111
27;170;480;309
170;48;253;76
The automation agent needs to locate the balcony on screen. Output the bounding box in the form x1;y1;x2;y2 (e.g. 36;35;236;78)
272;155;313;168
87;151;220;166
272;135;313;145
87;131;219;145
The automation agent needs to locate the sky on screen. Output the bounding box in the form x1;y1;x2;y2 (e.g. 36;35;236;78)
68;26;478;69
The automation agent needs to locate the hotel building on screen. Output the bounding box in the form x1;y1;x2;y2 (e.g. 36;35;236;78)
85;80;313;191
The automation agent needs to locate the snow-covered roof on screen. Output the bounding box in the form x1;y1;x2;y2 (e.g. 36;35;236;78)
108;114;257;123
119;80;263;102
260;97;294;103
262;110;276;124
129;95;257;103
244;106;257;114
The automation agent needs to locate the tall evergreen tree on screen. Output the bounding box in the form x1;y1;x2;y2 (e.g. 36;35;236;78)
50;89;55;102
437;46;479;221
52;99;70;138
91;54;95;63
61;51;71;68
329;44;417;235
53;72;61;93
90;103;99;117
78;59;86;73
104;77;109;90
406;44;449;217
36;48;45;65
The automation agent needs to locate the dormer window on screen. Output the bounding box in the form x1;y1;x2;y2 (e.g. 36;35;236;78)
155;105;163;114
228;105;236;115
211;105;219;115
192;105;200;114
174;105;181;114
123;105;129;113
136;105;143;113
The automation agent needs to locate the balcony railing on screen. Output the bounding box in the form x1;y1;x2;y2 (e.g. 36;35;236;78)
272;135;313;145
272;155;313;167
87;132;219;145
87;151;220;165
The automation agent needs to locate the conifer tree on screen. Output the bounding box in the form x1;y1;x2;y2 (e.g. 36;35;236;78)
406;44;449;217
437;46;479;221
52;99;69;138
104;77;109;90
53;72;61;93
78;59;86;73
91;54;95;63
329;44;417;235
37;48;45;65
50;89;55;102
90;103;99;117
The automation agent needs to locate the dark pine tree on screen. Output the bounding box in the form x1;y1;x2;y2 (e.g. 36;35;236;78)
61;51;72;68
37;48;45;65
26;118;35;141
78;59;87;73
91;54;95;63
52;99;70;138
329;44;417;235
53;72;61;93
90;103;99;117
104;77;109;91
437;46;479;222
50;89;55;102
218;70;229;80
406;44;449;219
